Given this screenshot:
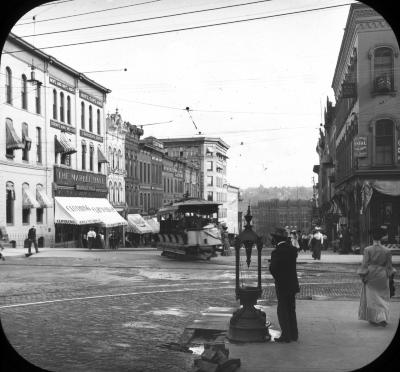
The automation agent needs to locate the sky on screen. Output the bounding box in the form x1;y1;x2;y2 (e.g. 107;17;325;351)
8;0;358;189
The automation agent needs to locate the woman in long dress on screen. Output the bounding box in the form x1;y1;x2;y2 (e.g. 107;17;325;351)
357;227;396;326
310;228;324;260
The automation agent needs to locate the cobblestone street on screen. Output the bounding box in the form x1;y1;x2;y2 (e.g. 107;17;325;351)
1;250;399;371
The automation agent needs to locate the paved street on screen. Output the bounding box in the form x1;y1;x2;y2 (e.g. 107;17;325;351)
0;249;399;371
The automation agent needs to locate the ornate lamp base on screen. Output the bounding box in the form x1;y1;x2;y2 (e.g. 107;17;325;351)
227;287;271;343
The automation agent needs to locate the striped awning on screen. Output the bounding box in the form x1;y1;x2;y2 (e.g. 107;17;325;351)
23;187;41;209
22;124;32;148
97;147;108;163
55;132;76;155
6;119;24;150
36;187;53;208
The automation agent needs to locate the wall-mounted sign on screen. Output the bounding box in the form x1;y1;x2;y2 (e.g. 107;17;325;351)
79;91;103;107
354;136;367;158
54;166;106;188
80;129;103;143
341;82;357;98
50;119;76;134
49;76;75;94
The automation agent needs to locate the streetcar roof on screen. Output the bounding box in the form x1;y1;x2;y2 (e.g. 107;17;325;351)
158;198;221;214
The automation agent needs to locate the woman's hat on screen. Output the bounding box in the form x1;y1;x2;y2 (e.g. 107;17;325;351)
270;227;288;239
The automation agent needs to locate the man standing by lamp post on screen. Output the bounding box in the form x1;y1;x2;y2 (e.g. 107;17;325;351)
269;227;300;343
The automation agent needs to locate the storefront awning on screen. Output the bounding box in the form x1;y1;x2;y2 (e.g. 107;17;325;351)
55;197;128;227
126;214;153;234
6;119;24;150
143;216;160;233
97;147;108;163
23;187;41;209
55;133;77;155
36;188;53;208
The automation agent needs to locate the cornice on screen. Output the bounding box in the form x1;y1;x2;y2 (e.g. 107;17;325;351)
332;4;386;95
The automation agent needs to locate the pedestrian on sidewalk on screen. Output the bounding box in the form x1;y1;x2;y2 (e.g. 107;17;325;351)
87;227;96;250
26;225;39;256
0;244;5;261
357;227;396;327
269;227;300;343
310;227;324;260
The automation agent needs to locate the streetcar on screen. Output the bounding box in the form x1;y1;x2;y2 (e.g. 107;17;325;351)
155;197;223;260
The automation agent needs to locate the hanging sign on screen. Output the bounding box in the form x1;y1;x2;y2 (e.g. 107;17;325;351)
341;82;356;98
353;136;367;158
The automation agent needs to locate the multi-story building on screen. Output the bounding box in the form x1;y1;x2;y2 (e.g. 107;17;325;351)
138;136;164;215
125;122;143;214
1;33;126;248
160;137;229;224
252;199;312;242
314;3;400;250
105;109;127;214
226;184;241;235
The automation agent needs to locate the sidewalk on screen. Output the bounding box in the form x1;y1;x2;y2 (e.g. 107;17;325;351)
189;300;400;372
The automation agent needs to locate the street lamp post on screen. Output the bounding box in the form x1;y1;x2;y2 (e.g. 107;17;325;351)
227;205;271;342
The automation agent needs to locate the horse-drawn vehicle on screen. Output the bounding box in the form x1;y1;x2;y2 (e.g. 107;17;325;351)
155;197;223;260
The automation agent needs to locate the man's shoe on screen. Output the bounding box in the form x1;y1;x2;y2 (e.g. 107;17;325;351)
274;337;290;343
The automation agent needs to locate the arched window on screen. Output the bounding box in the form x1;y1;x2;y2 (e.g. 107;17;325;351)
81;101;85;129
97;109;101;134
21;74;27;109
22;183;31;224
374;47;394;92
109;181;113;202
89;144;94;171
375;119;394;165
114;182;118;203
22;122;30;161
5;67;12;104
60;92;65;122
53;89;57;119
108;146;112;164
6;181;15;224
67;96;71;124
119;183;123;203
81;141;87;170
35;84;41;114
89;105;93;132
113;148;116;169
118;149;122;169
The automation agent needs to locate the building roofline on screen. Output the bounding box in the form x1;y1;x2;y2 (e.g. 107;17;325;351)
159;136;230;150
6;32;111;94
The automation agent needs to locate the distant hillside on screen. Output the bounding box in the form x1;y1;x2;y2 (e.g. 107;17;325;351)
241;186;313;207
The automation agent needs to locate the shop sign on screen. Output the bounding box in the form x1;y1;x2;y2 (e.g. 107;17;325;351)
341;82;356;98
80;129;103;143
353;136;367;158
54;166;106;188
49;76;75;94
79;90;103;107
50;119;76;134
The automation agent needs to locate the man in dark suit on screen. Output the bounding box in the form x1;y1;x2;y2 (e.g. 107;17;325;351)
269;227;300;343
27;225;39;255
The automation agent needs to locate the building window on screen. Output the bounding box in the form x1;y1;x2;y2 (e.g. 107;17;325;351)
61;153;70;166
113;148;116;169
97;109;101;134
89;105;93;132
207;161;213;171
118;149;122;169
36;208;44;224
36;127;42;163
67;96;71;124
108;146;112;164
114;182;118;203
207;176;213;186
82;142;87;170
207;191;213;201
375;119;394;165
89;144;94;171
60;92;65;122
109;182;113;202
374;47;394;93
22;122;30;161
53;89;57;119
147;164;151;183
6;181;15;224
21;74;28;109
81;101;85;129
35;83;41;114
5;67;12;104
140;162;143;182
22;183;30;225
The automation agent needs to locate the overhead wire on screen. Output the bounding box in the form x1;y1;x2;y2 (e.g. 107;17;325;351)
19;0;274;38
6;2;353;53
14;0;163;26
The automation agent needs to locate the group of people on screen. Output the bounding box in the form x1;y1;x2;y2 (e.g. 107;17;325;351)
82;228;106;250
269;224;396;343
286;227;328;260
